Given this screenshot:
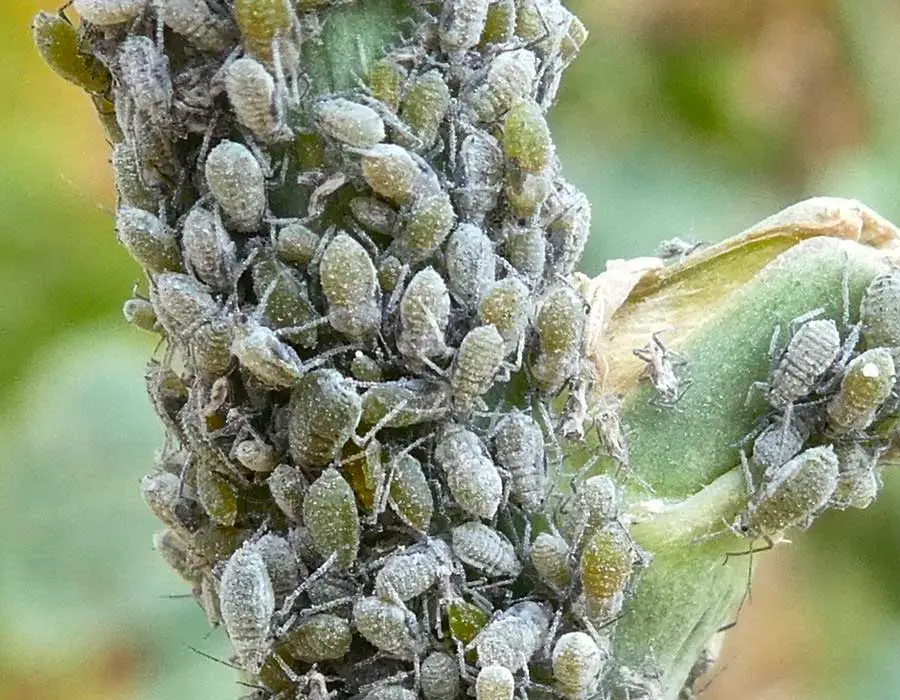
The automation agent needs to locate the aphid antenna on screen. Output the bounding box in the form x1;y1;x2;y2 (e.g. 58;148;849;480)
185;643;243;671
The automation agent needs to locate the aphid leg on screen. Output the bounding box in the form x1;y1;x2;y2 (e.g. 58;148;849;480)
744;381;770;408
739;447;755;496
787;307;825;337
276;551;338;620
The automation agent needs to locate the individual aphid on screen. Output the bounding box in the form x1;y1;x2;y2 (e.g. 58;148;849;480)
546;183;591;275
530;531;572;591
116;206;182;274
267;464;307;522
452;521;522;579
480;0;516;46
158;0;237;51
181;205;236;292
450;325;507;414
633;331;689;408
591;393;630;469
738;445;839;539
225;56;286;143
153;528;200;583
303;467;360;569
252;256;320;348
361;381;449;430
350;196;399;236
190;313;235;378
448;598;491;645
117;36;172;128
234;0;295;65
195;461;239;526
364;686;418;700
281;613;352;662
378;254;406;293
559;13;588;66
501;99;553;174
275;222;320;265
74;0;146;25
579;524;634;607
233;437;278;473
141;471;194;536
455;129;504;225
350;352;383;383
420;651;460;700
395;182;457;265
314;97;386;148
860;270;900;349
204;140;266;233
231;322;305;387
478;277;531;356
514;0;568;57
218;541;276;674
187;521;246;565
288;369;362;467
474;601;549;672
475;665;515;700
353;595;422;659
504;170;551;220
750;418;807;476
374;538;454;604
145;361;189;438
112;141;163;211
462;49;537;124
388;453;435;532
552;631;609;700
360;144;422;206
440;0;490;52
826;348;896;435
558;474;619;547
445;224;496;307
397;267;452;361
32;11;111;93
150;272;218;339
530;285;586;395
368;56;408;112
830;443;883;510
123;297;159;332
492;412;546;513
319;233;382;340
656;237;704;262
502;223;546;285
436;428;503;520
400;70;451;151
254;532;301;604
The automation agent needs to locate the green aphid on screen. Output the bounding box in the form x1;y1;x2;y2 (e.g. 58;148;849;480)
502;222;546;285
368;57;408;112
480;0;516;46
401;70;451;151
234;0;294;66
579;525;633;605
123;297;159;333
289;369;362;467
827;348;896;434
546;183;591;276
267;464;307;522
361;144;422;206
112;141;162;211
195;463;240;527
231;322;304;387
350;352;383;383
860;270;900;349
303;467;360;569
504;170;550;220
478;277;531;355
116;207;183;274
530;531;572;592
440;0;490;52
281;613;352;662
448;598;490;644
378;254;406;293
396;183;456;265
252;256;319;348
190;314;234;378
73;0;144;26
529;284;586;395
361;381;448;429
463;48;536;124
552;632;608;700
388;453;434;533
188;523;248;564
319;233;381;340
275;222;321;266
204;140;266;233
353;595;422;659
475;666;514;700
33;11;111;93
502;99;553;174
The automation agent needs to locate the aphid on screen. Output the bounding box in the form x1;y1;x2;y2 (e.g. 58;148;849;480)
400;70;451;150
462;49;537;124
360;144;422;206
352;595;423;659
288;369;362;467
558;474;619;547
32;11;111;93
141;471;194;536
267;464;307;522
552;631;609;700
530;531;572;591
233;438;278;473
195;461;239;526
204;140;266;233
74;0;146;25
514;0;568;57
303;467;360;569
150;272;217;339
252;256;320;347
368;56;408;112
254;532;301;604
478;277;531;356
750;418;807;476
591;393;630;469
436;428;503;520
158;0;237;52
445;224;496;307
123;297;159;332
421;651;461;700
480;0;516;46
225;56;286;143
378;254;406;293
830;443;883;510
234;0;295;65
475;665;515;700
350;352;384;383
451;325;507;413
116;206;182;274
860;270;900;349
153;528;199;582
546;183;591;275
388;453;435;532
501;99;553;174
315;98;386;148
530;285;586;395
448;598;491;645
502;223;546;285
656;237;704;262
397;267;452;361
559;13;588;66
633;331;690;408
738;445;840;540
455;129;504;225
451;521;522;579
826;348;896;434
275;222;320;265
112;141;163;211
374;538;454;603
579;525;634;608
440;0;491;52
364;686;418;700
361;381;449;430
493;413;546;513
351;196;399;236
218;541;276;674
117;36;172;128
504;171;551;220
181;205;236;291
474;601;549;672
281;613;352;662
231;322;305;387
319;233;382;340
395;182;457;265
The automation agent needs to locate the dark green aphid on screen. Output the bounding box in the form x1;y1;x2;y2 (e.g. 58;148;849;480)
445;223;496;307
234;0;295;66
502;98;553;174
112;141;162;211
350;352;383;383
352;595;422;659
158;0;237;52
123;297;159;332
288;369;362;467
395;181;456;265
388;453;434;532
74;0;145;25
205;140;266;233
530;285;586;395
281;613;352;662
225;56;286;143
579;525;633;606
436;427;503;519
195;460;239;527
478;277;531;355
480;0;516;46
450;324;506;413
397;267;452;361
231;322;304;387
275;222;320;265
400;70;451;150
182;205;236;292
252;256;319;348
320;233;381;340
315;97;386;148
153;528;200;583
451;520;521;578
378;254;406;293
267;463;307;522
368;56;407;112
361;380;449;429
116;206;182;274
860;269;900;349
32;11;111;93
303;467;360;569
826;348;896;434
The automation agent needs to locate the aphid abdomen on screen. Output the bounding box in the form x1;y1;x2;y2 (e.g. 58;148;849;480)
374;545;446;601
302;467;361;569
440;0;491;53
493;413;546;513
74;0;146;25
181;205;236;292
435;428;503;519
159;0;237;52
530;285;586;395
826;348;896;434
225;57;283;143
421;651;461;700
445;223;496;308
315;97;386;148
397;267;452;361
281;613;352;662
831;444;882;510
768;319;840;408
450;324;506;412
116;206;182;274
288;369;362;467
579;525;633;607
319;233;382;340
530;531;573;591
117;36;172;127
451;521;522;579
475;601;549;672
552;631;609;700
751;419;807;475
204;140;266;233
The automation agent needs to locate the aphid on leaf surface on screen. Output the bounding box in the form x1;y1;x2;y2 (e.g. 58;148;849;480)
826;348;896;434
218;540;276;674
374;538;455;603
123;297;159;332
204;140;266;233
462;48;537;124
579;524;634;607
32;11;111;93
234;0;295;66
501;98;553;175
445;223;496;307
74;0;146;26
492;412;547;513
288;369;362;467
388;453;435;532
478;277;531;356
440;0;491;52
860;270;900;349
225;56;286;143
267;464;307;522
395;182;457;265
502;222;546;286
830;443;883;510
633;331;690;408
112;141;163;211
360;144;422;206
181;205;236;292
319;233;382;340
353;595;423;659
303;467;360;569
157;0;237;52
400;69;451;151
552;631;609;700
474;601;550;672
116;206;182;274
475;665;515;700
455;128;504;225
231;322;305;388
397;267;452;362
451;325;507;414
315;98;386;148
117;36;173;128
252;256;320;348
451;521;521;579
530;285;586;395
254;532;301;605
421;651;461;700
280;613;352;662
530;531;572;591
435;428;503;520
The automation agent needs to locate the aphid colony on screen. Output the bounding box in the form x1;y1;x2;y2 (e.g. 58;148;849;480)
29;0;669;697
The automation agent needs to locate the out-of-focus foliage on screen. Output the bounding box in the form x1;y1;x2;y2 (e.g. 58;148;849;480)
4;0;900;698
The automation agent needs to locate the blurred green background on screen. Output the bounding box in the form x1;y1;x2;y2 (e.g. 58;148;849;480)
3;1;900;698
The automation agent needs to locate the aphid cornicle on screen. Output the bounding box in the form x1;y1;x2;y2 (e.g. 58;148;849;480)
74;0;146;26
462;48;537;124
478;277;531;355
352;595;422;659
218;541;276;674
421;651;461;700
117;36;172;128
763;318;842;409
314;98;386;148
319;233;382;340
303;467;360;569
231;322;304;387
831;443;882;510
860;269;900;349
445;223;496;307
633;331;689;408
374;538;454;603
501;98;553;175
493;413;547;513
32;12;111;93
455;129;504;225
451;521;522;579
502;223;546;285
400;69;451;151
826;348;896;434
440;0;491;52
451;325;507;413
530;531;573;591
123;297;159;332
234;0;295;66
388;453;434;532
397;267;452;361
281;613;352;662
552;631;609;700
530;285;586;395
288;369;362;467
116;206;182;274
181;205;236;292
579;524;634;607
204;140;266;233
158;0;237;52
435;428;503;520
360;144;422;206
267;464;307;522
225;57;285;144
475;601;550;672
475;665;515;700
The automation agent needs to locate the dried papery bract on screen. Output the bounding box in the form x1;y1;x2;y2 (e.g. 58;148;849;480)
204;140;267;233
